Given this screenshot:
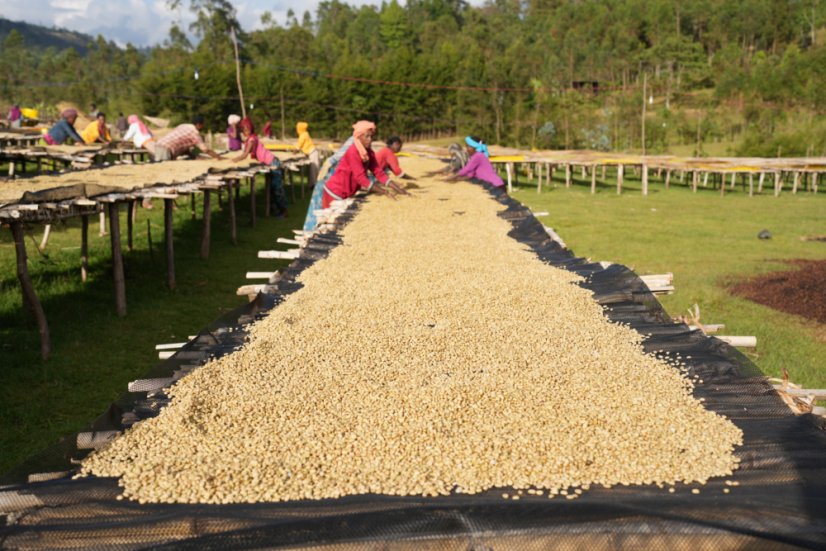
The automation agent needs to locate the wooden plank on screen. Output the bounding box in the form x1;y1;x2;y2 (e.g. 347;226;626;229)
772;387;826;399
10;222;50;360
717;335;756;348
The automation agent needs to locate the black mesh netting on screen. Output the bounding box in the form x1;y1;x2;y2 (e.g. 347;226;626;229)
1;181;825;550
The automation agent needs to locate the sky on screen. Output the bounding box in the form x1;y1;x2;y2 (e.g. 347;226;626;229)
0;0;397;47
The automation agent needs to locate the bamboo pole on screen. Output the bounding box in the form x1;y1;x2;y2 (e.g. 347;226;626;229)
108;202;127;317
201;190;211;260
80;215;89;282
230;28;247;119
164;198;176;290
11;222;50;360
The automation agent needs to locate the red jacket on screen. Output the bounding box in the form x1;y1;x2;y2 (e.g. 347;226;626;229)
324;144;389;200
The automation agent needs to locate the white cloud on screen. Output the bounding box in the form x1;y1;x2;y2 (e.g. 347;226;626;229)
0;0;483;47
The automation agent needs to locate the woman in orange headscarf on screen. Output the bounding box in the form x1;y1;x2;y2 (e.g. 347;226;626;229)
295;121;320;187
321;120;409;209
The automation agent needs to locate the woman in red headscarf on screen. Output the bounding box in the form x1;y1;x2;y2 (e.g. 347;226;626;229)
232;117;289;216
321;120;408;208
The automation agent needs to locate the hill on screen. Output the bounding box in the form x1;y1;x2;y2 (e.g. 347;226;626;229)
0;18;91;54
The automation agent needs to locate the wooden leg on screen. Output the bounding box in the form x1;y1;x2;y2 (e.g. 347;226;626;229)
565;164;571;188
164;198;176;290
702;172;709;187
126;200;135;252
641;164;648;196
730;172;737;190
792;172;800;194
720;173;726;196
108;203;127;317
264;174;272;217
201;190;212;259
11;222;50;360
99;211;107;236
749;173;754;197
692;171;698;193
813;172;819;194
664;170;671;189
81;215;89;282
616;164;624;194
506;163;513;193
758;172;765;193
590;165;597;194
228;181;237;245
774;172;782;196
249;177;256;228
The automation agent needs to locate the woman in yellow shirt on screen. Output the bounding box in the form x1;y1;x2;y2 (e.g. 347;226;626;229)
296;121;320;187
80;112;112;144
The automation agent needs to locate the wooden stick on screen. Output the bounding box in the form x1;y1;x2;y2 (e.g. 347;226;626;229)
565;164;572;188
226;181;237;246
771;387;826;399
758;172;765;193
38;224;51;252
246;271;277;279
664;169;671;189
717;335;756;348
249;177;257;228
641;164;648;196
813;172;819;194
164;198;176;290
200;190;211;260
99;210;107;236
108;202;127;317
591;165;597;194
720;173;726;196
126;200;134;252
774;171;782;196
536;162;542;193
792;171;801;194
749;173;754;197
692;171;699;193
11;222;50;360
616;164;624;194
258;249;300;259
231;27;247;119
702;171;709;187
80;215;89;282
155;343;186;350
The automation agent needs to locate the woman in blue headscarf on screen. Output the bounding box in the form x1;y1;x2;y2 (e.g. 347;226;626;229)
444;136;504;188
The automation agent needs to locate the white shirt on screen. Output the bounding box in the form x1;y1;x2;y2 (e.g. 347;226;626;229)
122;122;153;147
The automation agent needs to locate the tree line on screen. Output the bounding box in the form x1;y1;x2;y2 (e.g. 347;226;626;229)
2;0;825;156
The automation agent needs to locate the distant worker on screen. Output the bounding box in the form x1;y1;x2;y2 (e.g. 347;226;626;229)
122;114;155;154
444;136;504;189
115;113;129;138
376;136;413;180
262;120;273;139
302;134;354;232
8;104;21;129
89;103;98;118
43;108;84;145
153;115;223;161
227;114;242;151
296;121;320;187
321;120;409;209
231;117;289;217
80;112;112;144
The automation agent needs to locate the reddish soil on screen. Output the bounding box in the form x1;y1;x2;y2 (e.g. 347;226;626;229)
730;260;826;324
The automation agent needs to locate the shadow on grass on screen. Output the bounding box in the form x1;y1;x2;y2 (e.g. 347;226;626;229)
0;180;309;473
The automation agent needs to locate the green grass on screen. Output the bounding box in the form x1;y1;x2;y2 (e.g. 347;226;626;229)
511;168;826;388
0;177;309;474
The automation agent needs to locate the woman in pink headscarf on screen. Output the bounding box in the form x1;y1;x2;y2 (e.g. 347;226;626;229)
321;120;409;209
122;114;155;155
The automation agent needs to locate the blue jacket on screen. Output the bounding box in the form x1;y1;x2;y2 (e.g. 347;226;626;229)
47;119;83;144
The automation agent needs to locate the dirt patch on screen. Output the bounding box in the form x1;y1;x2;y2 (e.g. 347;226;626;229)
730;260;826;324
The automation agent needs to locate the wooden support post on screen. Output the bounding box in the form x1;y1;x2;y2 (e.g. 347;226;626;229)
164;199;176;290
201;190;212;259
591;165;597;194
11;222;50;360
730;172;737;190
749;173;754;197
774;172;782;196
264;174;272;216
565;164;572;188
80;215;89;282
692;171;698;193
720;173;726;196
536;163;542;193
601;164;606;179
126;200;135;252
758;172;765;193
702;172;709;187
505;163;513;193
228;181;237;246
581;165;586;179
664;170;671;189
38;225;51;252
99;211;107;236
249;177;257;228
813;172;819;194
792;171;801;194
641;164;648;196
616;164;624;194
680;170;685;184
108;203;127;317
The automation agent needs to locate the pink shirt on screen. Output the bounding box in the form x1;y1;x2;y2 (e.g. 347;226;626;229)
457;152;504;187
324;144;388;200
247;134;275;164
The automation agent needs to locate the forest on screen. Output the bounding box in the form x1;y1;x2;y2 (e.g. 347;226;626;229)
1;0;826;156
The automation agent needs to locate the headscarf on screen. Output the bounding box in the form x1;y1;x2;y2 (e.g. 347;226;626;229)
239;117;255;135
128;114;150;136
62;108;78;120
352;120;376;162
296;121;308;135
465;136;489;158
228;114;241;126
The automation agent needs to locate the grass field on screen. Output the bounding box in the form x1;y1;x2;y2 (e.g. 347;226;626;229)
512;167;826;389
0;177;309;474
